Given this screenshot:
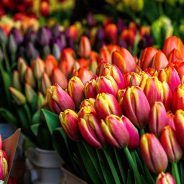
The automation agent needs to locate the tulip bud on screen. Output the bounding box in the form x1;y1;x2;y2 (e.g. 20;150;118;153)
24;67;36;88
105;24;118;43
160;126;183;162
78;106;105;148
37;92;46;109
40;1;49;16
45;55;58;76
32;58;45;80
139;47;158;70
175;62;184;79
117;89;126;108
80;98;95;109
96;75;119;96
0;154;8;180
140;76;171;108
172;84;184;112
174;110;184;148
52;43;61;61
98;63;125;88
78;36;91;58
18;57;27;80
9;87;26;105
112;48;136;73
156;172;176;184
167;112;175;130
158;66;180;93
73;68;93;85
84;79;97;98
123;86;150;129
67;76;84;108
12;70;21;91
59;109;80;140
25;83;36;103
51;68;68;89
41;73;52;95
10;27;23;45
140;133;168;173
122;115;139;149
168;49;183;64
149;102;168;135
124;72;142;87
151;51;168;70
101;114;129;148
163;36;184;58
95;93;122;119
47;84;75;113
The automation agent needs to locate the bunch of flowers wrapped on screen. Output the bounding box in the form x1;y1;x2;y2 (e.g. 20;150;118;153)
44;36;184;183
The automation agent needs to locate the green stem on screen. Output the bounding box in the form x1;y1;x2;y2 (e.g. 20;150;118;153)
172;162;181;184
124;147;142;184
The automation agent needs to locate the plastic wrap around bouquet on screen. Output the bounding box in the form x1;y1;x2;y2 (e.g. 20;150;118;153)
42;35;184;184
0;129;20;184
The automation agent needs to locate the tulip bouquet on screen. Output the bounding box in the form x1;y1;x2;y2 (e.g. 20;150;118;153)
42;35;184;184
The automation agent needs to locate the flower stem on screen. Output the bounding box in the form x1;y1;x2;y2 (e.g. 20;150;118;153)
172;162;181;184
124;147;142;184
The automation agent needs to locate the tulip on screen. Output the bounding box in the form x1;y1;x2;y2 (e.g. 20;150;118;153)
163;36;184;58
101;114;129;148
122;115;139;149
25;83;36;103
9;87;26;105
167;112;175;130
151;50;168;70
52;43;61;61
40;1;49;16
10;27;23;45
47;84;75;113
95;92;122;119
78;106;105;148
124;72;142;87
174;110;184;148
24;67;36;88
41;73;51;95
59;109;80;141
156;172;176;184
45;55;58;76
7;34;17;59
120;29;135;48
80;98;95;109
158;66;180;93
31;58;45;80
160;126;183;162
51;68;68;90
18;58;27;80
37;92;46;109
12;70;21;91
175;62;184;79
96;75;119;96
172;84;184;112
112;48;136;73
140;133;168;173
36;27;50;47
117;89;126;108
77;58;89;68
0;154;8;180
149;102;168;135
98;63;125;88
24;42;38;61
104;24;118;43
168;49;183;64
73;68;93;85
67;76;84;108
123;86;150;129
140;76;171;108
84;79;97;99
78;36;91;58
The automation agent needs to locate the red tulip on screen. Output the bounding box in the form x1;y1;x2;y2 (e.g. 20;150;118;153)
78;36;91;58
84;79;97;98
45;55;58;76
156;172;176;184
140;133;168;173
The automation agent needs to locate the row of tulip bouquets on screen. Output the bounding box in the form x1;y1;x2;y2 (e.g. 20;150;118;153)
43;36;184;184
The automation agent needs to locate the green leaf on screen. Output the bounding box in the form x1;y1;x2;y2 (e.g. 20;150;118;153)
126;169;133;184
103;148;121;184
0;108;17;126
179;161;184;184
42;108;59;134
32;110;41;125
77;142;102;184
114;148;126;184
31;123;39;136
96;149;114;184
